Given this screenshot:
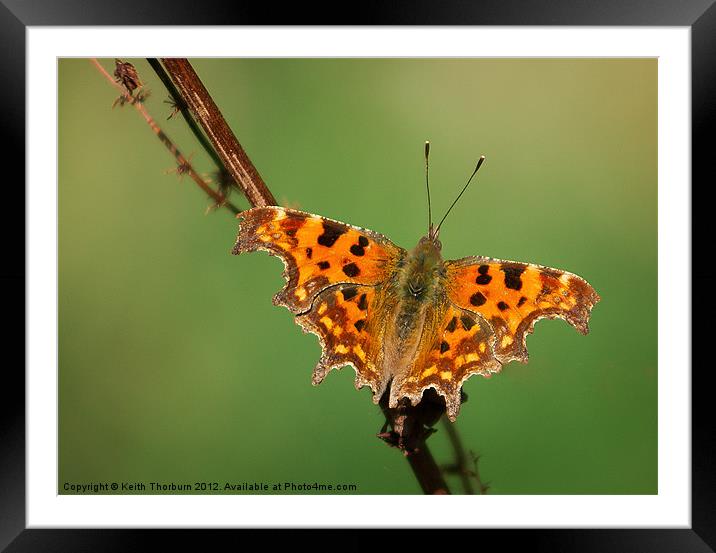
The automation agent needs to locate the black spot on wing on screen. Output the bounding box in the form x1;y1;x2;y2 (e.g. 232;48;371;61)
343;262;360;277
476;274;492;285
305;247;313;259
318;261;330;270
470;292;487;306
460;315;476;331
317;221;347;247
440;341;450;353
354;319;366;332
517;296;527;307
341;286;358;301
446;317;457;333
357;294;368;311
497;301;509;311
350;236;370;256
502;265;526;291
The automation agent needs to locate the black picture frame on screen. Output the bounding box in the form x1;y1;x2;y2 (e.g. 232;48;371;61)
2;1;710;550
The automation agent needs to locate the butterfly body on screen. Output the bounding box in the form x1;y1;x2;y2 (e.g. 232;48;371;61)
233;206;600;421
382;237;447;386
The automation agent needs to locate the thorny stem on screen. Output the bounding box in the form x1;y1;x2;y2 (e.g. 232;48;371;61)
442;417;474;494
442;417;488;494
146;58;229;178
90;58;240;214
159;58;277;208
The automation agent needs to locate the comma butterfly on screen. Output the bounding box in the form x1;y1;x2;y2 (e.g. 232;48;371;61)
232;144;600;421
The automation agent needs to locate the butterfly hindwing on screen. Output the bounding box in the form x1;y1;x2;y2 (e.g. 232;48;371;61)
295;283;391;399
233;206;405;313
391;304;502;421
445;257;600;363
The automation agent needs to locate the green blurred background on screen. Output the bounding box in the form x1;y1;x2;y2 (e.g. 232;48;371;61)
58;58;656;494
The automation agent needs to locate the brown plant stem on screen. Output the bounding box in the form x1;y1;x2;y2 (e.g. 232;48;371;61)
407;447;450;495
90;58;239;214
379;388;451;495
159;58;277;208
146;58;228;178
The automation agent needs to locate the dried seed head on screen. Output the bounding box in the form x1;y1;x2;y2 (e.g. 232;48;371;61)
113;59;142;96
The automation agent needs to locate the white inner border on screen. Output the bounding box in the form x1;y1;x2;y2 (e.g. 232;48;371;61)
27;27;690;528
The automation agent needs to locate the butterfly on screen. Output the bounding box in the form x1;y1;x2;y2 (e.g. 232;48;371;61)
232;144;600;421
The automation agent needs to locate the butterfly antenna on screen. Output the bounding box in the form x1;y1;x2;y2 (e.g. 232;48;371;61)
425;141;432;235
435;155;486;233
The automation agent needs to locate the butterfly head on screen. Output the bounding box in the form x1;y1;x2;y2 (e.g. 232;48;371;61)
426;223;442;250
404;234;445;300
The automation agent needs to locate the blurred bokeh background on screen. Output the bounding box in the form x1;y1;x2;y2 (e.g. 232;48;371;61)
59;58;656;494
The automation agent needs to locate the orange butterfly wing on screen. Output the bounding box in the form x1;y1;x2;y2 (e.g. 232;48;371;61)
444;257;600;364
233;206;405;397
233;207;405;312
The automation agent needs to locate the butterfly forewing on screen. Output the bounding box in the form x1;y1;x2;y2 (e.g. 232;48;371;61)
233;206;405;313
444;257;600;363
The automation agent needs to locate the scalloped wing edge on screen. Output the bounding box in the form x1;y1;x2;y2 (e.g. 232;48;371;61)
498;271;601;365
447;255;601;365
294;292;503;421
232;206;405;315
388;307;504;421
293;300;390;401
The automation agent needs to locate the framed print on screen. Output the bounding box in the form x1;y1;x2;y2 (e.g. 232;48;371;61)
3;1;712;550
